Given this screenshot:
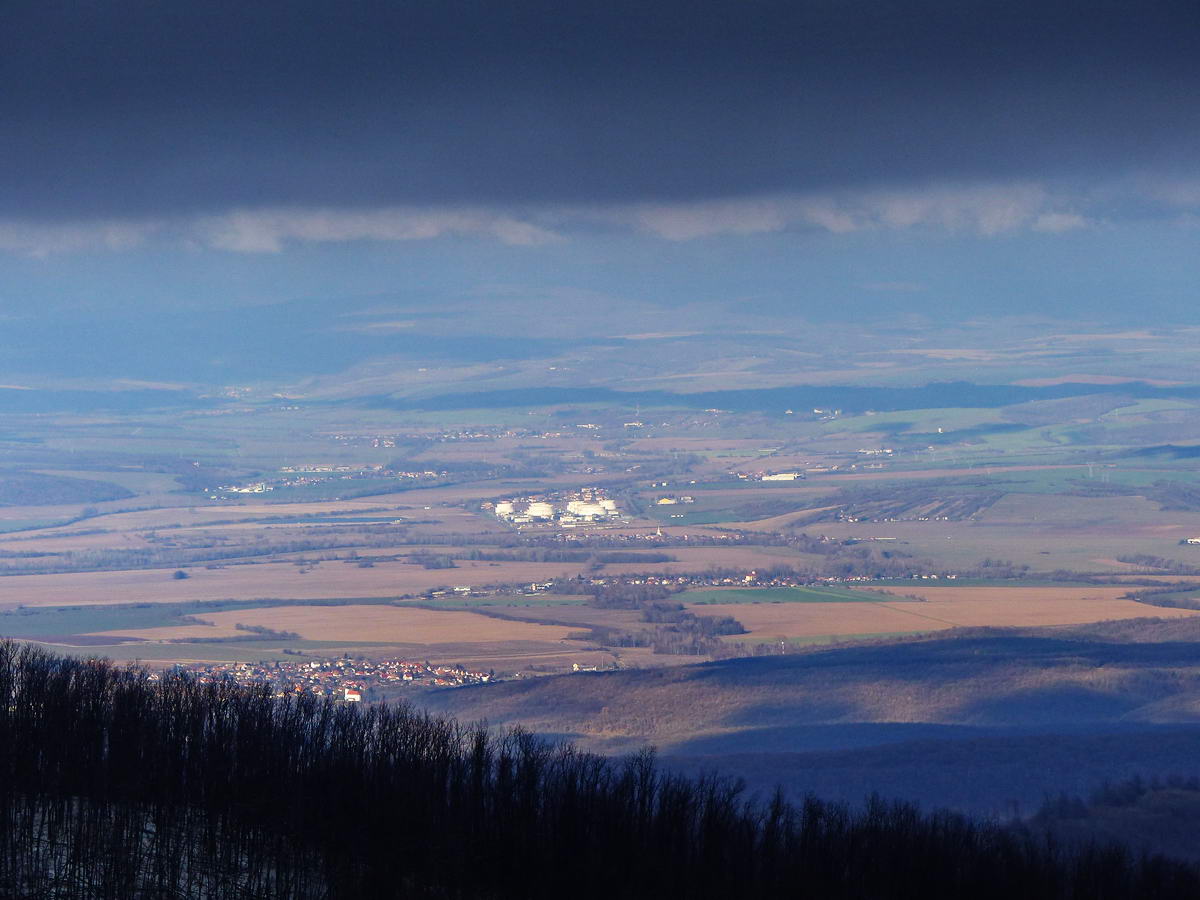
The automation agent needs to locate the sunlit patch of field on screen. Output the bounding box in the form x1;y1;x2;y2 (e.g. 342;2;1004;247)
873;585;1200;628
0;527;833;609
694;585;1200;642
873;584;1137;602
694;601;944;641
89;622;246;641
867;584;1200;628
97;603;578;644
0;558;594;609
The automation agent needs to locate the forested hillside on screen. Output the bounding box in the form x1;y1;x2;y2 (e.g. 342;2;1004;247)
0;642;1197;898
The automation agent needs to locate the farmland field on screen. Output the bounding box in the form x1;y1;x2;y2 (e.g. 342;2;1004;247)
690;586;1200;643
98;603;577;644
683;586;885;603
6;366;1200;676
0;558;596;608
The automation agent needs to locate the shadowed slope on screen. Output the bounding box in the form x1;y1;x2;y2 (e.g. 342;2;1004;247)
418;629;1200;755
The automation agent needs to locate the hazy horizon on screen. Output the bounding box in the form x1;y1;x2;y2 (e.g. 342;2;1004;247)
3;1;1199;390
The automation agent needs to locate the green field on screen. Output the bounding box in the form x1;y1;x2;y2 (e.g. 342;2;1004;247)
683;586;884;604
0;597;414;639
0;603;204;637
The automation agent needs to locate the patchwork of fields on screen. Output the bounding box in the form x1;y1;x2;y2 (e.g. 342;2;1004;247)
7;379;1200;676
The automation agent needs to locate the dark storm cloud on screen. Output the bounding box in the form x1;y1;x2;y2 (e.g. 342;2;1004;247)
2;0;1198;219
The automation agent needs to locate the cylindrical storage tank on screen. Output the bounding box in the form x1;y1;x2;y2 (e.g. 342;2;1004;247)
527;502;554;519
495;502;515;516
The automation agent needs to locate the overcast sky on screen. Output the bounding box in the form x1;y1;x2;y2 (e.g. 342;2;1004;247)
2;0;1198;365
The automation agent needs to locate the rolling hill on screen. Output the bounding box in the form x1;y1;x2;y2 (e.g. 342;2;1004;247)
416;619;1200;815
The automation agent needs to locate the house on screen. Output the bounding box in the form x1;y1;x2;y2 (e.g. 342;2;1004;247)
343;688;362;702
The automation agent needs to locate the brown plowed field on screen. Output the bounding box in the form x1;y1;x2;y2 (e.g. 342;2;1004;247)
0;558;591;608
695;601;940;640
693;585;1200;642
100;604;576;644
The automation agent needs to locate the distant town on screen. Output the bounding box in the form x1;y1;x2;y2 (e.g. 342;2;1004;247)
160;656;497;701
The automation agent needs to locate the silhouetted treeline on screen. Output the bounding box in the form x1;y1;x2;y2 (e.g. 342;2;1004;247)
0;470;134;507
570;603;747;656
1086;774;1200;808
1118;554;1200;575
407;552;458;569
233;623;301;640
1124;583;1200;611
587;581;677;608
1033;775;1200;864
571;582;750;653
1;642;1198;899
